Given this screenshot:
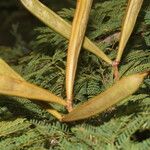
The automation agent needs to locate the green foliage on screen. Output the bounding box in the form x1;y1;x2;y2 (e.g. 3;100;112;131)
88;0;126;40
0;0;150;149
143;10;150;46
0;24;27;64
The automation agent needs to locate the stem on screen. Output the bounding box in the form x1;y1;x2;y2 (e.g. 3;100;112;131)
112;60;120;81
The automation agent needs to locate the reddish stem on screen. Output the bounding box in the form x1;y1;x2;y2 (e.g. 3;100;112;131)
112;60;120;81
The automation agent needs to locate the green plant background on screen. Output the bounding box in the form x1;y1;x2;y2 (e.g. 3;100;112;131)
0;0;150;149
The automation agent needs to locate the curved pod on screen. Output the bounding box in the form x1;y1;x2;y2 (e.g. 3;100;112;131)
66;0;93;111
116;0;144;62
63;72;148;122
0;59;65;119
0;75;66;106
0;59;23;81
20;0;112;65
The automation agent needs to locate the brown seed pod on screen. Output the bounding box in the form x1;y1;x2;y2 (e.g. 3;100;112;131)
0;59;65;119
0;59;66;106
62;72;148;122
0;75;66;106
66;0;93;111
20;0;112;65
116;0;144;62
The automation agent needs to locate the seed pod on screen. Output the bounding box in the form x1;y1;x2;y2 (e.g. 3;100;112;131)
66;0;93;111
0;59;66;106
0;59;23;81
0;59;64;119
0;75;66;106
62;72;148;122
20;0;112;65
116;0;143;62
